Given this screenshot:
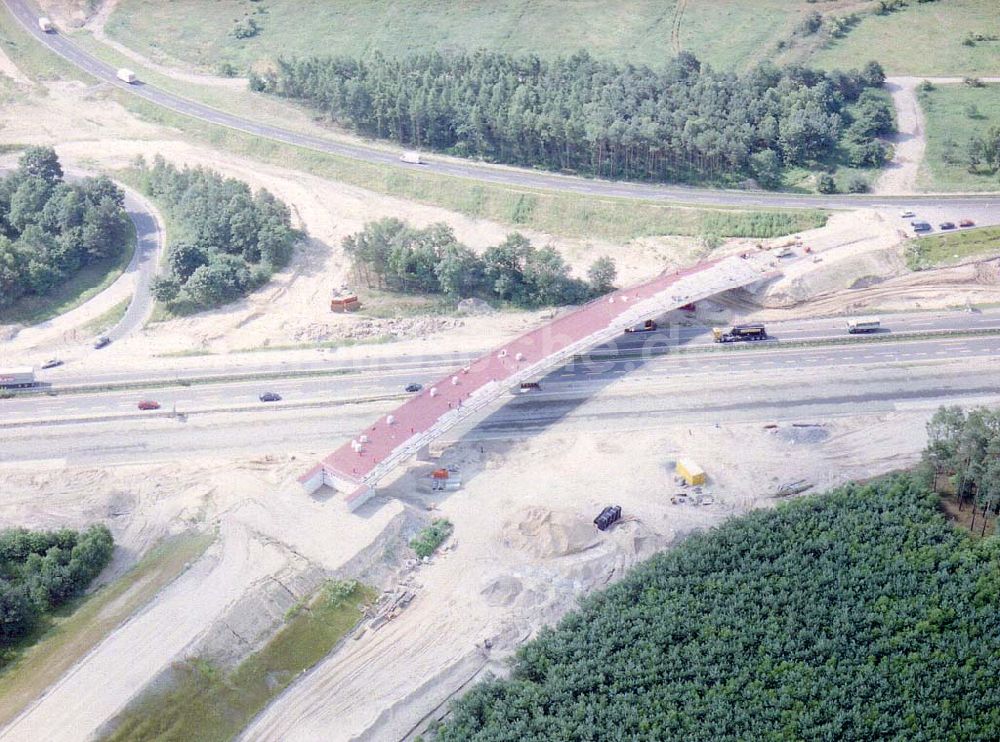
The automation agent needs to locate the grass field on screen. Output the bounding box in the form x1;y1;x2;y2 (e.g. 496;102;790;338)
104;0;1000;76
906;226;1000;269
0;222;136;327
102;580;374;742
0;533;213;729
918;83;1000;192
812;0;1000;76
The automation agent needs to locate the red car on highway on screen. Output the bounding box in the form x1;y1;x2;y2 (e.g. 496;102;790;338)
137;400;161;410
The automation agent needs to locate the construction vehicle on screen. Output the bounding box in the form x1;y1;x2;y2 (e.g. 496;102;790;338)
594;505;622;531
0;367;35;388
846;317;880;334
116;68;137;84
37;16;53;32
330;293;360;312
711;323;767;343
624;319;657;333
676;459;706;486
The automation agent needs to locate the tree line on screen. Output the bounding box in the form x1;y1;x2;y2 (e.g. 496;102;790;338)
0;147;132;310
435;474;1000;740
343;218;616;308
252;51;893;187
131;156;302;310
0;525;114;653
924;405;1000;535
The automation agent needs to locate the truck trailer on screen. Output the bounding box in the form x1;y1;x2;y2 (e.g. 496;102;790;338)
38;16;53;32
0;367;35;388
847;317;880;334
624;319;657;333
116;68;137;84
712;323;767;343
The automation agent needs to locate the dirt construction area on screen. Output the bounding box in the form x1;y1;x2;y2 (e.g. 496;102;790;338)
0;405;933;741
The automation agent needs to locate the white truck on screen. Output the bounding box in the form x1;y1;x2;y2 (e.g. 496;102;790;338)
847;317;880;334
399;151;423;165
37;16;54;33
0;367;35;388
116;68;138;84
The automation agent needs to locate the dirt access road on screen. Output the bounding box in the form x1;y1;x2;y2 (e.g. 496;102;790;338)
876;76;1000;195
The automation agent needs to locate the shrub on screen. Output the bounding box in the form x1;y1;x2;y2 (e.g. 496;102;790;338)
409;520;453;559
846;174;870;193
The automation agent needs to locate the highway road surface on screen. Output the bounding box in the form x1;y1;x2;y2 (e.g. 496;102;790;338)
24;306;1000;392
6;0;1000;214
4;328;1000;466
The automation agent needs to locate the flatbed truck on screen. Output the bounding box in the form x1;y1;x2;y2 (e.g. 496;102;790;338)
712;323;767;343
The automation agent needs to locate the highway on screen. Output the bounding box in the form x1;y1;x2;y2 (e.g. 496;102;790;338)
24;306;1000;392
2;334;997;466
6;0;1000;214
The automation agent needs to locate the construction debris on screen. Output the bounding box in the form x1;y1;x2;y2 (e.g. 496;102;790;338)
775;480;814;497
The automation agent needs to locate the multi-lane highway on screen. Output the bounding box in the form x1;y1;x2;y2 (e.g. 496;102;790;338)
6;0;1000;214
4;312;1000;467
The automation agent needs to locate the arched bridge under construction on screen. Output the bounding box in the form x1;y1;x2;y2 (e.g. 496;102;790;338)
299;253;778;509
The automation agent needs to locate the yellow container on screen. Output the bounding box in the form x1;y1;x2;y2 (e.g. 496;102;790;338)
676;458;706;486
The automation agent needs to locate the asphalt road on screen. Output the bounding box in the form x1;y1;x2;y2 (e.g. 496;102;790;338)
3;336;997;466
7;0;1000;213
106;187;163;340
6;327;1000;428
27;306;1000;391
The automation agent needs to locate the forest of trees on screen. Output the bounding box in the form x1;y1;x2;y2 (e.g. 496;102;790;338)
924;405;1000;535
0;147;132;310
252;51;893;187
343;218;616;308
435;474;1000;741
0;525;114;657
132;156;302;310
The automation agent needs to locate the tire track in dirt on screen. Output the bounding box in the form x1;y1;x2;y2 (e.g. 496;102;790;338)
670;0;688;55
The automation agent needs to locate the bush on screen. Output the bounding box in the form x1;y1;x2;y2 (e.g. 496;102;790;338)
409;520;453;559
846;174;870;193
0;525;114;648
231;17;260;39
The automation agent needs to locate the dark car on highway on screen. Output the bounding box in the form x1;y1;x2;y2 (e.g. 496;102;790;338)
959;219;975;228
911;221;932;232
137;400;161;410
94;336;111;349
41;359;63;369
939;222;956;230
405;383;423;393
259;392;281;402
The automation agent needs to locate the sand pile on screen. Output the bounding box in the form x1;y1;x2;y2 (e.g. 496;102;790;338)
500;506;600;559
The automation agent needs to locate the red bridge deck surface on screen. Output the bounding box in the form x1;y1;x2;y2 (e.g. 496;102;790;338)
308;261;716;498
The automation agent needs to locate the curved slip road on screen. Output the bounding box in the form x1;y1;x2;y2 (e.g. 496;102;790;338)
6;0;1000;214
0;167;163;348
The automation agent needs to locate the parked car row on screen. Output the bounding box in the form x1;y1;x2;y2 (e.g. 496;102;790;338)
902;211;975;233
